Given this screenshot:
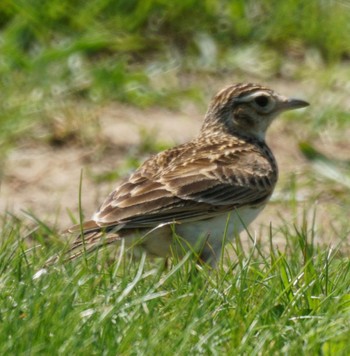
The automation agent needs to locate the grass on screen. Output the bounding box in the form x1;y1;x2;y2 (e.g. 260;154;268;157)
1;0;350;354
0;213;349;355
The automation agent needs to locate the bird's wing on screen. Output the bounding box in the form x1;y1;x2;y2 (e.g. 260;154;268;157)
76;139;277;231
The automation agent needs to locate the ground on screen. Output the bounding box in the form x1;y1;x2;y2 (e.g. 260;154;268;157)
1;78;349;252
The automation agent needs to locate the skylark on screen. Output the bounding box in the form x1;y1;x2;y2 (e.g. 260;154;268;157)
65;83;309;266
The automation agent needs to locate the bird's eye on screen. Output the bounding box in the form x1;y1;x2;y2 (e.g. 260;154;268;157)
254;95;270;108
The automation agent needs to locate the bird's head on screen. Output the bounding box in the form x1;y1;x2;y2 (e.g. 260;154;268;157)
202;83;309;140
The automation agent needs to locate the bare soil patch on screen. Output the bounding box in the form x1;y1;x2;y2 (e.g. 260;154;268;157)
1;89;349;250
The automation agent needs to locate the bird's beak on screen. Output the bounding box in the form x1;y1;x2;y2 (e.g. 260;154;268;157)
279;98;310;111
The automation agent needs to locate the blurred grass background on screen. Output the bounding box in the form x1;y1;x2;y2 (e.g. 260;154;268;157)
1;0;350;150
1;0;350;242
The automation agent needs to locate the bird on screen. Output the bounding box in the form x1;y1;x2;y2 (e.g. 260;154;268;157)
61;83;309;266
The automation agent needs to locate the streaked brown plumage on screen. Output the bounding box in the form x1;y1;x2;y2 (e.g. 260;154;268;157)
61;83;309;266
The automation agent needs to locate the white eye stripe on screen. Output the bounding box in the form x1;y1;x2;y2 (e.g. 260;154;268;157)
236;91;272;102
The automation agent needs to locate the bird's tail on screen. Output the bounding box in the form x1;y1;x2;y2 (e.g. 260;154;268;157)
45;220;121;265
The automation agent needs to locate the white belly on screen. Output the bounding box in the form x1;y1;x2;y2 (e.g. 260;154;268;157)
174;206;264;263
120;206;264;265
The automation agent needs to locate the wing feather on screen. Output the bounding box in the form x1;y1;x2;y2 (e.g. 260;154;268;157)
92;137;277;228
